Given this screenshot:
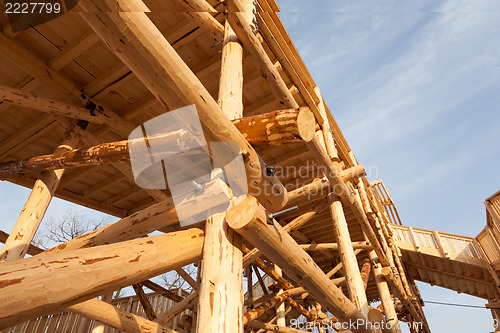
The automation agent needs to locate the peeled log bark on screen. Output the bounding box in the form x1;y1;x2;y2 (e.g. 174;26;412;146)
368;251;402;333
329;195;369;316
226;195;371;332
233;108;315;145
156;291;199;325
40;178;230;255
69;298;175;333
78;0;287;211
243;291;290;325
0;228;204;329
0;84;110;125
381;266;429;333
196;211;243;333
0;125;82;261
0;131;189;175
299;242;372;251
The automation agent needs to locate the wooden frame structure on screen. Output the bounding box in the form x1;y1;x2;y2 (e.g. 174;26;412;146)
0;1;499;333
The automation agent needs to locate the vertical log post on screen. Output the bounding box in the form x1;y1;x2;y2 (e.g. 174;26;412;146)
195;4;248;331
275;265;286;327
328;194;369;316
0;124;82;261
368;251;402;333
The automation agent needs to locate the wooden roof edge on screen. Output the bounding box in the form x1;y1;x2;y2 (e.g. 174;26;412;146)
257;0;355;166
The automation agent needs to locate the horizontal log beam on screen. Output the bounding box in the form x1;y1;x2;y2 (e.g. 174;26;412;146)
40;179;229;255
141;280;183;303
0;228;204;328
0;131;189;175
78;0;287;211
0;109;317;175
285;165;367;208
226;195;371;332
69;298;175;333
233;107;315;145
0;84;111;125
299;241;372;251
155;291;199;325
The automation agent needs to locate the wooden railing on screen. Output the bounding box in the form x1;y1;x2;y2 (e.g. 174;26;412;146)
370;179;402;225
0;292;184;333
392;225;489;268
477;191;500;266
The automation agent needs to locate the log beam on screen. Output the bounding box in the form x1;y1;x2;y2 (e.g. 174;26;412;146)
285;164;366;208
156;291;199;325
0;84;112;125
0;228;204;328
195;12;246;332
0;124;82;261
381;267;430;333
360;258;372;291
40;178;230;255
299;241;372;251
141;280;184;303
197;210;243;333
233;107;316;145
78;0;287;211
132;284;157;320
329;195;369;315
70;298;176;333
226;195;372;332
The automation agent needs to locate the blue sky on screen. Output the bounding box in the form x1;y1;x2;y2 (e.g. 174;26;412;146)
277;0;500;332
0;1;499;332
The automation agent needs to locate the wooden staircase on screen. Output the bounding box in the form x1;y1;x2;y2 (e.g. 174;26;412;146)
391;190;500;301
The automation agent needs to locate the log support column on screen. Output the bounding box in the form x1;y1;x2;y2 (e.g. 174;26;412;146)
368;251;402;333
328;194;369;316
0;124;82;261
195;6;248;331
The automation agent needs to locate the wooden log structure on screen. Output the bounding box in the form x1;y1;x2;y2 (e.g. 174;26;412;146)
0;107;315;176
70;298;176;333
4;0;494;331
0;124;82;261
78;0;288;212
226;196;372;332
0;228;204;328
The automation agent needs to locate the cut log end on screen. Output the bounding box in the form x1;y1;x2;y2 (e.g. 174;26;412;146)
296;107;316;142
